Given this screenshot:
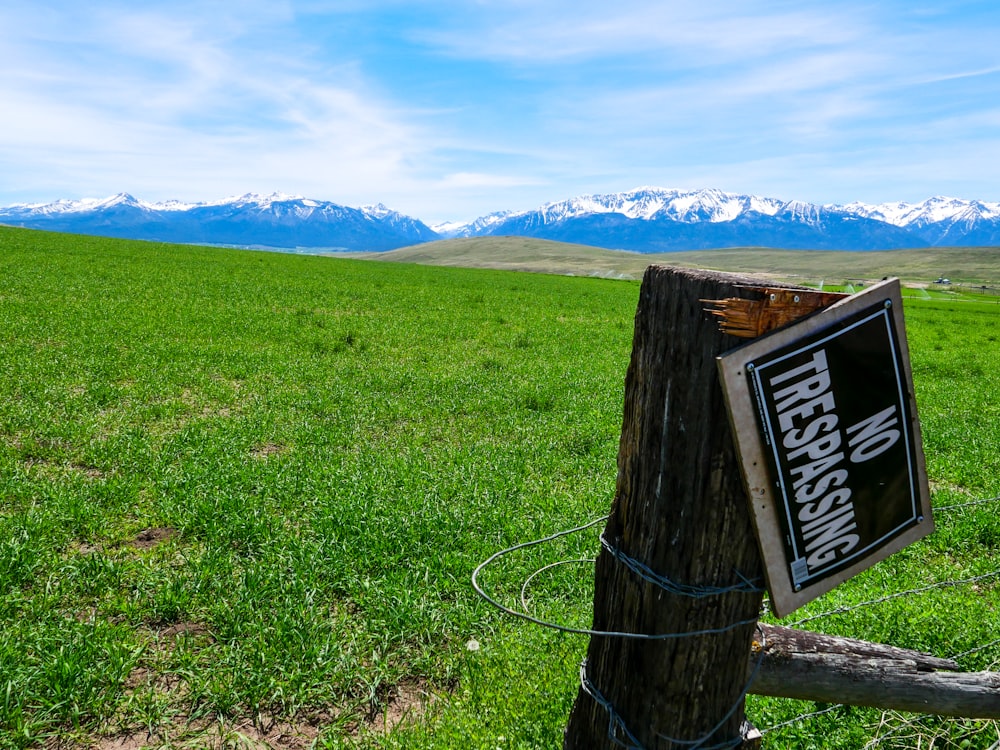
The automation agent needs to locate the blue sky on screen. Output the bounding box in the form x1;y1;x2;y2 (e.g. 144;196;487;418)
3;1;1000;223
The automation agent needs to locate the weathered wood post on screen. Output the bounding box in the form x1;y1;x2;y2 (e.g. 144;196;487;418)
564;265;768;749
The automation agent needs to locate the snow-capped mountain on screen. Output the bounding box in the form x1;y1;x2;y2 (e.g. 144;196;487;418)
433;188;922;251
0;193;438;251
3;187;1000;252
431;210;519;238
842;196;1000;247
436;188;1000;251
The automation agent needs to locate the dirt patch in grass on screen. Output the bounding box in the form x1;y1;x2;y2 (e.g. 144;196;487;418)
123;621;212;698
84;676;445;749
250;442;287;459
930;479;976;498
71;462;107;479
93;735;149;750
84;713;335;749
129;527;177;550
229;713;334;749
158;621;209;639
368;677;437;733
69;527;177;557
21;456;106;480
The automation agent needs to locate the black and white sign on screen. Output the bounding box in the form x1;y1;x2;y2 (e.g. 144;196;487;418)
718;279;932;616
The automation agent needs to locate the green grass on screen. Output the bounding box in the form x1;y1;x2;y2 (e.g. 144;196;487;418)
1;226;999;748
0;227;635;748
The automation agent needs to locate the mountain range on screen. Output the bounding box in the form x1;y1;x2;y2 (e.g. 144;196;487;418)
0;193;438;252
3;188;1000;252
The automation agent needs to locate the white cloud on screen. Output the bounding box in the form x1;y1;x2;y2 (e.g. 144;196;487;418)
437;172;544;189
0;2;433;205
3;0;1000;217
417;2;871;65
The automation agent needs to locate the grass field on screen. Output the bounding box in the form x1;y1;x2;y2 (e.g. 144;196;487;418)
1;226;999;749
362;236;1000;291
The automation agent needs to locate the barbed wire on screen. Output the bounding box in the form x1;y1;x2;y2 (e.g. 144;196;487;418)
577;659;645;750
760;703;841;736
599;532;764;598
934;493;1000;513
473;491;1000;747
656;630;768;750
474;515;766;748
520;557;595;613
787;569;1000;628
576;628;769;750
950;636;1000;664
472;515;760;641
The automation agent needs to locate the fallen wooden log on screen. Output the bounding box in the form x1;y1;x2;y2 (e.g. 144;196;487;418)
751;624;1000;719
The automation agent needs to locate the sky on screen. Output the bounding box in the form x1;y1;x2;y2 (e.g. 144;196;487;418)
3;1;1000;224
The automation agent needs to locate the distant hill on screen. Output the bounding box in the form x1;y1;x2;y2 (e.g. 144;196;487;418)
365;236;1000;286
4;186;1000;252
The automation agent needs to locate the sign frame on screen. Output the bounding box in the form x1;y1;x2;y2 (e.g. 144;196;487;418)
717;278;933;617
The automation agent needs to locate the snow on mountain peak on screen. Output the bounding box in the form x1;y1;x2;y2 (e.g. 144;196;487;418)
434;210;518;238
224;192;304;207
361;203;394;219
473;187;791;227
843;196;1000;227
779;199;823;222
98;192;137;206
7;193;161;215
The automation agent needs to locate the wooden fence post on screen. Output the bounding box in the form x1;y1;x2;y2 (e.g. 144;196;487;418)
564;265;768;749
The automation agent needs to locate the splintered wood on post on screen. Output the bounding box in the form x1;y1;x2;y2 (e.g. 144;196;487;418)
703;288;847;338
